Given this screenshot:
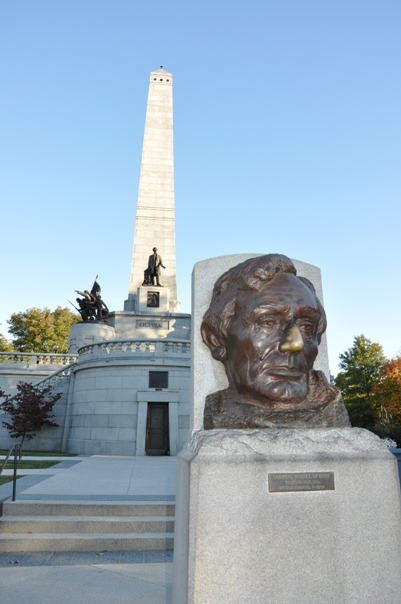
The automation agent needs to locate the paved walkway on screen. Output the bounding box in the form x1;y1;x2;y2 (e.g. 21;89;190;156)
0;455;177;500
0;455;177;603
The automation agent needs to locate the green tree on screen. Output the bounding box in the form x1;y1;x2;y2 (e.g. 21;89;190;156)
373;354;401;429
7;307;80;354
334;335;386;429
0;382;60;448
0;334;14;352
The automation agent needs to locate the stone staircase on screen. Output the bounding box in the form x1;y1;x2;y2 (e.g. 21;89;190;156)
0;500;175;552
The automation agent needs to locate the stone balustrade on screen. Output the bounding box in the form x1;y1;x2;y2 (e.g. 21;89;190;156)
0;352;78;368
78;338;191;358
33;361;78;389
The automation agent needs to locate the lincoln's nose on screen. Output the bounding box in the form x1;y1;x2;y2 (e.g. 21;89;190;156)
279;324;304;353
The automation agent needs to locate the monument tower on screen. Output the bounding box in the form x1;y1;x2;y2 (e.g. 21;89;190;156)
64;68;191;457
125;67;179;313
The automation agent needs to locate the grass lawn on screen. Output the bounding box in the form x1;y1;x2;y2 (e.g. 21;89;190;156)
2;460;61;470
0;450;76;457
0;475;26;485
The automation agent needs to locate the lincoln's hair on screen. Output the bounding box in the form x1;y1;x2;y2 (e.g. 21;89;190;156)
201;254;327;344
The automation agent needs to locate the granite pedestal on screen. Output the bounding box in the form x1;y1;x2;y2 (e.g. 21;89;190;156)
173;428;401;604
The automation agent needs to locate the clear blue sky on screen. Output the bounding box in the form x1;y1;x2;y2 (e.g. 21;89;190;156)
1;1;400;374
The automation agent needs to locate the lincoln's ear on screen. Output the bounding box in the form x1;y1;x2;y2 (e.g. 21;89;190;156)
201;323;227;362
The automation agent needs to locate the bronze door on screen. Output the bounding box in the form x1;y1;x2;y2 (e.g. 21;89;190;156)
145;403;169;455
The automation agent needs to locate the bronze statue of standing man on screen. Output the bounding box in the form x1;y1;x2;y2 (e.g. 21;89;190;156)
143;247;166;286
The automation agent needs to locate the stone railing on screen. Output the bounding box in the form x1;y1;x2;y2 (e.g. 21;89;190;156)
78;339;191;358
0;352;78;369
31;361;78;389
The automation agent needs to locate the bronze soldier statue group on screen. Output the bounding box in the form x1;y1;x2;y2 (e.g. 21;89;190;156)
74;280;109;323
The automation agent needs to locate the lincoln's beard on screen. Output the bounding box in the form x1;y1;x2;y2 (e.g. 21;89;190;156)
226;355;312;409
203;368;350;430
238;372;310;406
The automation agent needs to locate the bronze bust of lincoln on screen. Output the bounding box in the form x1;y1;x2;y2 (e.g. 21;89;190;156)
201;254;350;429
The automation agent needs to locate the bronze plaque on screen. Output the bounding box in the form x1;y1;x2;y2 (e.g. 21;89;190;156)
268;472;335;493
147;292;160;307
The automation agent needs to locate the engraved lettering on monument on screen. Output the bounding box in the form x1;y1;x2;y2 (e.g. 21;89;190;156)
136;320;169;329
201;254;350;429
268;472;335;492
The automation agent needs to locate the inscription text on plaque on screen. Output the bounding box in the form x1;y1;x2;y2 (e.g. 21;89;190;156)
268;472;335;493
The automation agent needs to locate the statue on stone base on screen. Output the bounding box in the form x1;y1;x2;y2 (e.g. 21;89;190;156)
142;247;166;286
75;279;109;323
201;254;350;429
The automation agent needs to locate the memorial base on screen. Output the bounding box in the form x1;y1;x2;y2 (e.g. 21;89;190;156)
173;428;401;604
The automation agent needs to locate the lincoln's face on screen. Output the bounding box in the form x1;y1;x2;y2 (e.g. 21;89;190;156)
222;273;320;406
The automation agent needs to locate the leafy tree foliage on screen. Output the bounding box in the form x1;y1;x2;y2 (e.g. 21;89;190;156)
0;334;14;352
373;355;401;427
0;382;60;447
334;335;386;428
7;307;80;354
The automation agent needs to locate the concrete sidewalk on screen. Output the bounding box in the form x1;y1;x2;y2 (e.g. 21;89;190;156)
0;561;173;604
0;455;176;500
0;455;176;604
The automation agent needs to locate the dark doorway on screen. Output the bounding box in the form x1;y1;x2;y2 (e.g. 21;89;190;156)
145;403;169;456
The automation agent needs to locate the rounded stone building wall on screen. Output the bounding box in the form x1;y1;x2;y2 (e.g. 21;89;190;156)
68;322;116;354
66;339;191;456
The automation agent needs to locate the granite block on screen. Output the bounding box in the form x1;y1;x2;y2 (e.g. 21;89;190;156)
173;428;401;604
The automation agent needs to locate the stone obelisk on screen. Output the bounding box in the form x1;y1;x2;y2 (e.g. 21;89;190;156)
125;67;179;313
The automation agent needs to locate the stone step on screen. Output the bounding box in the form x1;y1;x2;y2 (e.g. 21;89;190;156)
0;515;175;534
0;532;174;552
0;500;175;553
1;500;175;517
